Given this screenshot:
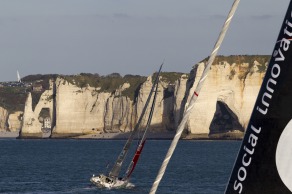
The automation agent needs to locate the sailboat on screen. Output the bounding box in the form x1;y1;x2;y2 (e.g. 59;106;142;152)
17;70;21;83
225;1;292;193
90;63;163;189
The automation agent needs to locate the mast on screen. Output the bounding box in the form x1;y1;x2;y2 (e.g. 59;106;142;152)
108;63;163;178
149;0;240;193
124;77;160;180
225;1;292;193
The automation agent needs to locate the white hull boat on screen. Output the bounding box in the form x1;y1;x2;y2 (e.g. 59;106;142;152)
90;63;163;189
90;174;128;189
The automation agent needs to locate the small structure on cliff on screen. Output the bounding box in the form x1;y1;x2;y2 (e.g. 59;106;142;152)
42;117;51;132
33;83;43;92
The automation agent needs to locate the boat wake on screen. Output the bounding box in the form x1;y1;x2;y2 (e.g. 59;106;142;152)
101;182;135;190
65;186;98;193
125;182;135;189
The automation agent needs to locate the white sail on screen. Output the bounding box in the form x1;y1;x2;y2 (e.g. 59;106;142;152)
17;70;21;83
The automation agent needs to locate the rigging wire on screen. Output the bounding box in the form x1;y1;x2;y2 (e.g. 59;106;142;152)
124;78;160;179
108;63;163;178
149;0;241;193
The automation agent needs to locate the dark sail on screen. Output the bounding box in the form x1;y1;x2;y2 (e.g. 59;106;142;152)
109;63;163;178
124;139;146;180
124;76;160;179
225;1;292;193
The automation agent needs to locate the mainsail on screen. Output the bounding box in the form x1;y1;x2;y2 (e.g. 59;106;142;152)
124;78;160;180
108;63;163;178
225;1;292;193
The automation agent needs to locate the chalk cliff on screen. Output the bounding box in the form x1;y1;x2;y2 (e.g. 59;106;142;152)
0;107;8;130
21;80;54;137
0;107;23;133
184;60;266;138
7;111;23;132
52;75;174;136
0;55;270;138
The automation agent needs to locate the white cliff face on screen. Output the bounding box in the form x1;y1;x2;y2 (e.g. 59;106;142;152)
22;93;42;134
173;74;189;128
22;80;54;135
54;79;136;135
7;111;23;132
54;78;110;134
18;57;266;137
147;82;165;131
53;76;173;135
135;76;153;124
135;76;172;132
0;107;8;130
0;108;23;132
104;84;133;132
183;62;264;134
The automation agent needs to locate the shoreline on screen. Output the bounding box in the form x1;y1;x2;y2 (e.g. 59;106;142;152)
0;131;243;141
0;131;19;138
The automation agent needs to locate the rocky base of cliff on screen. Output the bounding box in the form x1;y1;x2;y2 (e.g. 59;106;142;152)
20;133;43;139
208;130;244;140
73;131;176;140
51;133;85;138
2;130;244;140
183;131;244;140
0;131;19;138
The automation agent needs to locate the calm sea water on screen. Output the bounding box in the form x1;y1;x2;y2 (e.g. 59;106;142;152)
0;139;240;194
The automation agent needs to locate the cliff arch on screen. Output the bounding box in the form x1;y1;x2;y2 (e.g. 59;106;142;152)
209;101;244;138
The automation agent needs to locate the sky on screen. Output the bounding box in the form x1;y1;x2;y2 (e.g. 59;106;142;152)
0;0;290;81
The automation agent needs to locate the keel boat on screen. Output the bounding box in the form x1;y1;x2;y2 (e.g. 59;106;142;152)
90;63;162;189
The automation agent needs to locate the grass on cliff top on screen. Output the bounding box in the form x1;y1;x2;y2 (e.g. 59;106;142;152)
152;72;188;84
61;73;147;101
0;86;27;112
200;55;270;72
22;74;58;90
121;75;147;101
61;72;187;101
22;74;56;111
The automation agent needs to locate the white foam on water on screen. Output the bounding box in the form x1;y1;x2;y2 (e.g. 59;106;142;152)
125;182;135;189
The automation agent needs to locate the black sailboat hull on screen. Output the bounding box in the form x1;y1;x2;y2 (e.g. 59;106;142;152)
225;1;292;193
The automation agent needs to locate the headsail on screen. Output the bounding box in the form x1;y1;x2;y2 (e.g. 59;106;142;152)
124;77;160;180
124;139;146;180
108;63;163;178
225;1;292;193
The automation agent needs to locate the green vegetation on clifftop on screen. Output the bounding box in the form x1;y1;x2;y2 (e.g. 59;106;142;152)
0;86;27;112
152;72;188;84
61;73;147;101
0;55;272;112
200;55;270;72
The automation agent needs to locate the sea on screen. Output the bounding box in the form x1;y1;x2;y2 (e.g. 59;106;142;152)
0;139;241;194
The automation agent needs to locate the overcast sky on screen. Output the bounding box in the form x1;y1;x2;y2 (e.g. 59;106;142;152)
0;0;290;81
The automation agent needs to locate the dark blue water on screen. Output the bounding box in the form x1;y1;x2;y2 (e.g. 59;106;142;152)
0;139;240;194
